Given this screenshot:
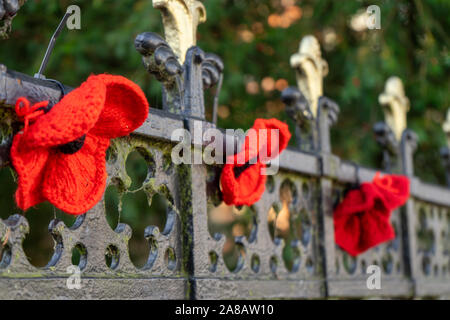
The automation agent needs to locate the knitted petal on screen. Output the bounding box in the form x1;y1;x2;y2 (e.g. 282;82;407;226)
220;160;266;206
335;183;376;215
42;133;110;215
23;76;106;148
10;133;49;210
89;74;149;139
334;211;363;256
335;208;395;256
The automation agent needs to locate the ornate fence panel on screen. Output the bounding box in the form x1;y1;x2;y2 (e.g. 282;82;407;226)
0;0;449;299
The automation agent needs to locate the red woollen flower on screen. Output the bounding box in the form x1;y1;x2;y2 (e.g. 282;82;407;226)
220;118;291;206
333;172;410;256
11;74;149;215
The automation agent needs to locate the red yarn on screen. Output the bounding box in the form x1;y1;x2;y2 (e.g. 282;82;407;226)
11;74;149;215
333;172;410;256
220;118;291;206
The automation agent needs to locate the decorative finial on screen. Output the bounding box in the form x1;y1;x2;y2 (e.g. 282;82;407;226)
153;0;206;63
290;35;328;117
443;109;450;148
378;76;410;141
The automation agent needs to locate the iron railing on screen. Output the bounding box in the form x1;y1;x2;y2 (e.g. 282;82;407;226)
0;0;449;299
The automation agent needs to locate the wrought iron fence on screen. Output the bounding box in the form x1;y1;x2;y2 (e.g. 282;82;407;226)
0;0;449;299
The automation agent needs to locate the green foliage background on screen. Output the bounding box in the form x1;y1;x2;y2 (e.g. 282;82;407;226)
0;0;448;267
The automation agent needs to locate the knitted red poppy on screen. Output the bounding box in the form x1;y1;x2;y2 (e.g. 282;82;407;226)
220;118;291;206
11;74;149;215
333;172;410;256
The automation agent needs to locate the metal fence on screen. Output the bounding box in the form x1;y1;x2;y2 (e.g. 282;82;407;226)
0;0;449;299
